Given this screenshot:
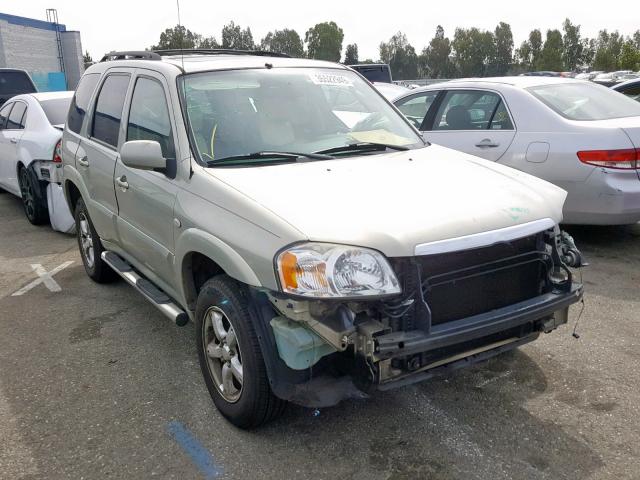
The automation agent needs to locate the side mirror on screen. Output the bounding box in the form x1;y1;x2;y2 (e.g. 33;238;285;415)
120;140;166;171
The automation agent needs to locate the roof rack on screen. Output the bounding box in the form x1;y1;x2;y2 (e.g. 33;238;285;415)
153;49;291;58
100;51;161;62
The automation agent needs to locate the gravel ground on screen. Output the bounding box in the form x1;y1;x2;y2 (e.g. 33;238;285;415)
0;191;638;480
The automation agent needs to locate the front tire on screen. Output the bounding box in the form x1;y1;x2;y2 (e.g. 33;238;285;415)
196;276;286;428
18;166;49;225
74;198;117;283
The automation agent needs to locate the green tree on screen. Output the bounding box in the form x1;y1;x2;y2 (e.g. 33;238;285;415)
538;29;564;71
419;25;454;78
83;50;93;64
379;32;419;80
344;44;359;65
582;38;596;68
199;36;219;49
562;19;584;71
260;29;304;57
593;30;624;71
452;27;495;77
516;41;533;70
151;25;200;50
491;22;513;75
634;30;640;50
529;29;543;68
619;39;640;70
305;21;344;62
222;21;254;50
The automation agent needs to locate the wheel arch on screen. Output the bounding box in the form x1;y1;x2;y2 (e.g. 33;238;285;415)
177;229;263;311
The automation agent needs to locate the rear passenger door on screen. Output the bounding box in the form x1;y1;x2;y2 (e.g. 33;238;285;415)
114;71;179;288
422;89;516;162
78;70;132;240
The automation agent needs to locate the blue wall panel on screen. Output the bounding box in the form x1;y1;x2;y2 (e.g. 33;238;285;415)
30;72;67;92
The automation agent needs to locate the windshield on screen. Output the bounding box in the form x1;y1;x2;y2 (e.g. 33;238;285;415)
180;67;423;165
40;97;72;125
527;82;640;121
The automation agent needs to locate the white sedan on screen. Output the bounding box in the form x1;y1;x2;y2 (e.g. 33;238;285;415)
0;91;75;232
392;77;640;225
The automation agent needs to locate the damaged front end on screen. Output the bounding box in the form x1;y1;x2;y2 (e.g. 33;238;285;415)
250;225;584;408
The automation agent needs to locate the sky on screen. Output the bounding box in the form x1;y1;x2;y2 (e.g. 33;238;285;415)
4;0;639;61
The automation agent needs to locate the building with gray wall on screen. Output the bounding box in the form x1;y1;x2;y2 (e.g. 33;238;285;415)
0;12;84;91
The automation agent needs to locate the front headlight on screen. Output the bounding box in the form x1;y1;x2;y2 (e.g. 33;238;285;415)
276;243;401;298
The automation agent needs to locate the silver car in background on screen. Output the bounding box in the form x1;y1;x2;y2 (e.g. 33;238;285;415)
393;77;640;225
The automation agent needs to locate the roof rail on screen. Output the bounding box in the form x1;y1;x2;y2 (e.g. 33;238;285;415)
153;48;291;58
100;51;161;62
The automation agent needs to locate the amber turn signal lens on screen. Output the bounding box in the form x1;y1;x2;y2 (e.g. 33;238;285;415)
279;251;299;290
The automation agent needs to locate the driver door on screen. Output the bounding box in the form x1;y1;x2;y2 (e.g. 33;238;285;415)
421;89;516;162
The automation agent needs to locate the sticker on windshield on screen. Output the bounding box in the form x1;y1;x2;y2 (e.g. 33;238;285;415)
310;72;353;87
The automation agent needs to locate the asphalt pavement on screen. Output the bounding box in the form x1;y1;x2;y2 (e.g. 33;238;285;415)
0;191;639;480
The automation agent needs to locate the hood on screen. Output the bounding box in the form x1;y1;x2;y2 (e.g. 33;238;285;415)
206;145;566;257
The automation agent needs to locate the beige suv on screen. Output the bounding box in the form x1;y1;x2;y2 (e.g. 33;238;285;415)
62;50;584;428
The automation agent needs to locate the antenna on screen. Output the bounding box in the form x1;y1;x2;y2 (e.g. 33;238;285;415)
176;0;185;71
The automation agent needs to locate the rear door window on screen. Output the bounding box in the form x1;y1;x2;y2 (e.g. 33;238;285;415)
91;74;131;148
432;90;508;130
6;101;27;129
0;103;12;129
67;73;101;134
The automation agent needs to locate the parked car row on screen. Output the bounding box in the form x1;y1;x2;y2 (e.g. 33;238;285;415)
387;77;640;225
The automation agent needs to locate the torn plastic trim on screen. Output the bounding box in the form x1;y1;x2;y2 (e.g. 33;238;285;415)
414;218;556;256
268;294;356;351
246;287;368;408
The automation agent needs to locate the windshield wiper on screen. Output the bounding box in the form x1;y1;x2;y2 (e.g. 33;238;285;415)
314;142;410;156
207;151;334;166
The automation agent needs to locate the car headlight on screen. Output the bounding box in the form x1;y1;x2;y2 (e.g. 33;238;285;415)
276;243;401;298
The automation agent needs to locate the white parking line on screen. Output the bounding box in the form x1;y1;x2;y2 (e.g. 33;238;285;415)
11;261;74;297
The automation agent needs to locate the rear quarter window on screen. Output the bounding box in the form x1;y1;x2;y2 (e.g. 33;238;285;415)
67;73;101;134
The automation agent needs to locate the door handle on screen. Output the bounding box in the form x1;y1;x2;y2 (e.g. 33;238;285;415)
10;137;18;144
475;139;500;148
116;175;129;190
77;156;89;167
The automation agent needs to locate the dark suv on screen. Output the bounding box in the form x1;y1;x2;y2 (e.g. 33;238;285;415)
0;69;37;107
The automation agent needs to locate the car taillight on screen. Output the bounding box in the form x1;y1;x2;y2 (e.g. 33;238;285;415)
53;140;62;163
577;148;639;170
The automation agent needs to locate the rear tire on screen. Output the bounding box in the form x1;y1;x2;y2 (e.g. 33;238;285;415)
74;198;117;283
18;166;49;225
196;275;286;428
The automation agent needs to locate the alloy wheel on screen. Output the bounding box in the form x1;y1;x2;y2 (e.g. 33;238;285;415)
203;306;244;403
19;169;35;220
78;213;95;268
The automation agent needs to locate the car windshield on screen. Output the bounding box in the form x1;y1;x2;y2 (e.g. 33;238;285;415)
180;67;423;165
39;97;72;125
528;82;640;120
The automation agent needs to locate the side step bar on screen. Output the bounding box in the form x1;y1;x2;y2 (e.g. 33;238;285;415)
101;251;189;326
